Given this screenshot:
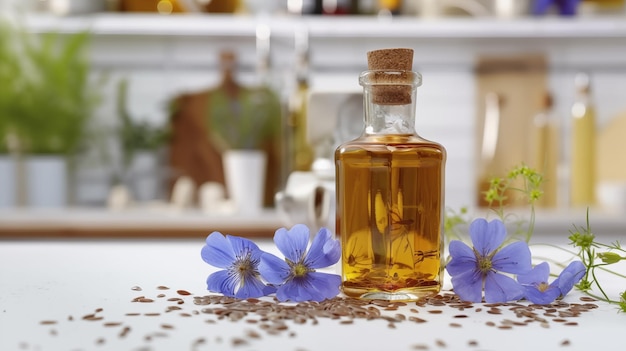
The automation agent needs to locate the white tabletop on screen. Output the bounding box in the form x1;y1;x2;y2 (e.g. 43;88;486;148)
1;236;624;351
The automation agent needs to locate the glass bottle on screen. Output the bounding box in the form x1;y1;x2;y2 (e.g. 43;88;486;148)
286;28;314;172
570;73;596;207
531;92;560;208
335;49;446;301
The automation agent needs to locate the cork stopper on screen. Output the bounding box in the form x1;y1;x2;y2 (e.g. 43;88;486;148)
366;48;414;105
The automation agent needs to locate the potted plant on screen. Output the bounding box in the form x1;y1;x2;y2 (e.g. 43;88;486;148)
206;52;282;214
0;19;22;207
0;19;101;207
117;79;170;202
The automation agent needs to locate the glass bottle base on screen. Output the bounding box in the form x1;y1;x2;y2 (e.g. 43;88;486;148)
342;285;440;302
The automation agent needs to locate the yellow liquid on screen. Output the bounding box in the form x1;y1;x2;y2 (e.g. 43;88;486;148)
533;121;559;208
571;103;596;206
336;135;445;300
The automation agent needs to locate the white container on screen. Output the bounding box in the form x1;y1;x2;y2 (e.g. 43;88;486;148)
0;155;17;207
223;150;267;215
127;151;162;202
25;155;67;207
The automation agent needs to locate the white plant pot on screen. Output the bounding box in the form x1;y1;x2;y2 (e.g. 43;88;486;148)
25;155;68;207
127;150;162;202
223;150;267;215
0;155;17;207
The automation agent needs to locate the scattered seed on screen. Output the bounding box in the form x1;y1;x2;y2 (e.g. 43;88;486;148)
498;325;512;330
561;339;571;346
131;286;142;291
119;326;131;338
40;320;57;325
104;322;122;327
96;337;105;345
144;313;160;317
453;314;468;318
412;344;429;350
161;324;175;330
157;285;170;290
449;323;462;328
340;320;354;325
579;296;596;302
485;321;496;327
157;294;166;298
468;340;478;347
428;310;442;314
409;316;427;323
232;337;248;346
435;339;447;347
125;313;140;316
564;322;578;326
177;289;192;296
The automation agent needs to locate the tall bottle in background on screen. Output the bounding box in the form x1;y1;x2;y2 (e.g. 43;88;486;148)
335;48;446;300
570;73;596;207
531;92;560;208
286;29;314;173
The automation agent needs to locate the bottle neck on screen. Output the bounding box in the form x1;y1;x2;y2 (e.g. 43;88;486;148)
360;70;421;136
363;90;417;135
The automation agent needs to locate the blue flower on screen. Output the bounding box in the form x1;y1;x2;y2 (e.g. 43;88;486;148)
259;225;341;302
446;218;532;303
201;232;275;299
517;261;586;304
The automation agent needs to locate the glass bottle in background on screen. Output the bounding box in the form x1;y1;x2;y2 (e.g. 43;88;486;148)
286;29;314;173
531;92;560;208
570;73;596;207
335;48;446;301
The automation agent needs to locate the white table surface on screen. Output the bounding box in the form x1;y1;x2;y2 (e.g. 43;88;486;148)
1;235;624;351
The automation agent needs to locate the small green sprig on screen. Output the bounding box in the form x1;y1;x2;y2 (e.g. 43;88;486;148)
483;164;543;243
569;210;626;312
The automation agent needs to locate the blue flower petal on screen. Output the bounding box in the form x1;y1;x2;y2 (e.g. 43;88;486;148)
491;241;532;274
304;227;340;269
206;270;237;296
469;219;506;256
233;273;273;299
304;272;341;301
259;252;291;285
450;268;483;302
517;262;551;285
484;272;525;303
446;240;477;276
276;278;313;302
201;232;236;268
227;235;262;262
523;285;561;305
274;225;310;263
554;261;586;296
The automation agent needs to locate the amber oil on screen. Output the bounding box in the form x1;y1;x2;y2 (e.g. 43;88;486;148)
335;49;446;301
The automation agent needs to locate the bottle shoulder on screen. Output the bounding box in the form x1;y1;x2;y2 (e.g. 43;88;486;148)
336;134;446;154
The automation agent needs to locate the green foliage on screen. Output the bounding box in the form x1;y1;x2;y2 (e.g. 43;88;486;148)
207;86;281;150
482;164;543;242
117;79;170;167
569;210;626;311
0;19;100;155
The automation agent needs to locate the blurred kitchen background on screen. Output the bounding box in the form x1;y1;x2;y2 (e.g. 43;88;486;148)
1;0;626;237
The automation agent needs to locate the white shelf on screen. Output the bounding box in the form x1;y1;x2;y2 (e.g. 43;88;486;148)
21;13;626;39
